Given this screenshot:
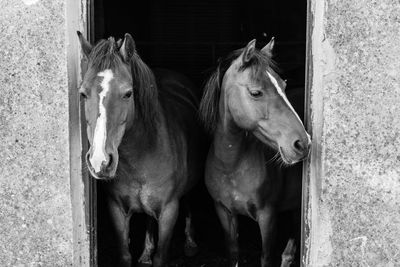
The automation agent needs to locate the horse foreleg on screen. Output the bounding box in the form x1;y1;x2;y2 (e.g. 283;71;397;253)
280;238;296;267
137;217;156;267
215;202;238;267
184;203;199;257
108;199;132;267
257;207;276;267
153;200;179;267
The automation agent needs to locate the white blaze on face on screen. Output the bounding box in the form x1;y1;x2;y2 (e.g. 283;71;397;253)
90;69;114;172
266;71;303;124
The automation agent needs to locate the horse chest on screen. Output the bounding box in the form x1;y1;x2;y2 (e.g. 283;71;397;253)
108;140;189;217
206;155;271;218
109;179;176;217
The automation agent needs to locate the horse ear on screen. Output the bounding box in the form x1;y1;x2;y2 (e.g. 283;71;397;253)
77;31;93;58
241;39;256;64
119;33;136;62
261;37;275;57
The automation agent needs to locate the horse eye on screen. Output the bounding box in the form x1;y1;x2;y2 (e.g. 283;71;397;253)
250;90;263;98
123;91;133;99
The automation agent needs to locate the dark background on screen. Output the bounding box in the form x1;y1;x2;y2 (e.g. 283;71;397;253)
93;0;307;266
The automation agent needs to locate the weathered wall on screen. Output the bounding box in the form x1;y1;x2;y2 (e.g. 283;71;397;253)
0;0;73;265
305;0;400;265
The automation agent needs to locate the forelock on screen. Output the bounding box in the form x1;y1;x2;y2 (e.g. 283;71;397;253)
239;49;279;83
88;38;124;71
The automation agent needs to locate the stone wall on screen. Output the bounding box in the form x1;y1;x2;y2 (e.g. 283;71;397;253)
305;0;400;265
0;0;73;265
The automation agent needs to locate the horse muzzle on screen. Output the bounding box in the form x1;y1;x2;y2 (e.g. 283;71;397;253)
86;151;117;180
279;135;311;164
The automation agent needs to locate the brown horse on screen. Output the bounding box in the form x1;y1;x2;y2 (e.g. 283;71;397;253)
77;32;202;267
199;38;311;267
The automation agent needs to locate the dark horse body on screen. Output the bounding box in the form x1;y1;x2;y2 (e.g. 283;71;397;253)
78;33;202;266
200;39;311;267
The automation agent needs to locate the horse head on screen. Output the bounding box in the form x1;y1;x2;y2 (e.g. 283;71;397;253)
201;38;311;164
78;32;156;179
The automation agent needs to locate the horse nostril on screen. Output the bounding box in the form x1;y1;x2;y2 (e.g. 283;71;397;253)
293;140;305;152
106;154;113;168
100;154;113;172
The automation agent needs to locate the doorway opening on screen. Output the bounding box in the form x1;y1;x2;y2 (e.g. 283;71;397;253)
91;0;307;266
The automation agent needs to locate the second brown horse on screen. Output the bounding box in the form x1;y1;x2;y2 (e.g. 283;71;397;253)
200;38;311;267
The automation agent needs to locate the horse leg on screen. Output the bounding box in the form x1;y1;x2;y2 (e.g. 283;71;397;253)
290;208;301;266
280;238;296;267
153;200;179;267
108;199;132;267
137;217;156;267
257;207;276;267
215;202;239;267
184;202;199;257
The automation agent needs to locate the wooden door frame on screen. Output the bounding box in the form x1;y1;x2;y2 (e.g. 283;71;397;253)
301;0;322;265
301;0;313;264
66;0;97;266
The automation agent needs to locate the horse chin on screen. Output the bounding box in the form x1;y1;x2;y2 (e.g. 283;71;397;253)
85;158;117;180
278;147;306;165
278;147;295;165
90;171;116;181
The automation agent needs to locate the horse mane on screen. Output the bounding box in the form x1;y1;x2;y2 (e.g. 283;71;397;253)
88;37;159;140
129;53;159;137
199;47;278;133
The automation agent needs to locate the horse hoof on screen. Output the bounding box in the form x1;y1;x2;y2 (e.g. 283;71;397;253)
137;262;152;267
184;244;199;257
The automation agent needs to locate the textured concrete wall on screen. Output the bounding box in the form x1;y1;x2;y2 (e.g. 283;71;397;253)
0;0;73;266
305;0;400;265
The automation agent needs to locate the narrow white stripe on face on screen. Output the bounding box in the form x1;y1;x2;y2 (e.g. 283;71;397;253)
266;71;303;124
90;69;114;172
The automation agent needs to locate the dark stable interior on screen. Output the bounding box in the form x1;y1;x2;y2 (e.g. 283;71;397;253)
93;0;307;266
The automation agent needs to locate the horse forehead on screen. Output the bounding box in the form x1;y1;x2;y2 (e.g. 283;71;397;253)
265;70;284;93
97;69;114;81
227;66;252;84
266;69;303;122
97;69;114;92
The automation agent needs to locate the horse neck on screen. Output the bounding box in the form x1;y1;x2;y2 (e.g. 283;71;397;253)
212;122;247;166
211;91;254;168
119;102;163;160
212;110;276;179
